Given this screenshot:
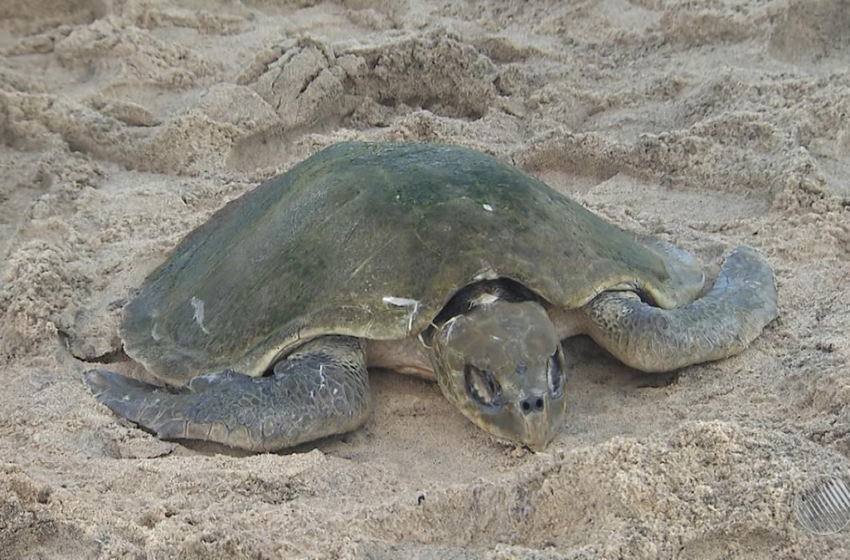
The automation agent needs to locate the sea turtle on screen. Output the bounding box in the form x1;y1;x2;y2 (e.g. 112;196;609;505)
85;141;779;452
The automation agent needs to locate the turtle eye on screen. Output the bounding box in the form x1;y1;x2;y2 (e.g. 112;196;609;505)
547;350;565;399
465;364;503;410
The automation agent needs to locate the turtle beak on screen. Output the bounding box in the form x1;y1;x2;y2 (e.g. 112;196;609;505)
523;422;556;452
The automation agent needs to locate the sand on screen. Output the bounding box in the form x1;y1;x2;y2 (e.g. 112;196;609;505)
1;0;849;558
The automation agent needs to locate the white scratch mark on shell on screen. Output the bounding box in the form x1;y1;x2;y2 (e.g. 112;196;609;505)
382;296;422;334
472;261;498;281
190;296;211;335
471;292;500;307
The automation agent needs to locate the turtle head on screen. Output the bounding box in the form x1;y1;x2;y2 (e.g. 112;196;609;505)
431;298;567;450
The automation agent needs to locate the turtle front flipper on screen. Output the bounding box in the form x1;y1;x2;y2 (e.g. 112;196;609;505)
85;336;371;452
581;246;778;372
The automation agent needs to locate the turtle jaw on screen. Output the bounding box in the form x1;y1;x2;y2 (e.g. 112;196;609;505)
472;396;565;451
431;298;568;450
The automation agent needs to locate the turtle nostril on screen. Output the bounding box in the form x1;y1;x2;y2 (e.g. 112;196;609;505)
520;396;544;415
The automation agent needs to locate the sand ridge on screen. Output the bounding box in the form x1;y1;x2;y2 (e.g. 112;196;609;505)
1;0;850;558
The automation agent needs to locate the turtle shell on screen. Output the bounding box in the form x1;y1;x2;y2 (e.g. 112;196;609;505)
122;142;704;383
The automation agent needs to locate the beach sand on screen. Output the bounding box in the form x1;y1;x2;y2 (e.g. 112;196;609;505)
2;0;850;558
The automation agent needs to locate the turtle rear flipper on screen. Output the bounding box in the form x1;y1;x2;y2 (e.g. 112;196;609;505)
85;336;371;452
582;246;778;372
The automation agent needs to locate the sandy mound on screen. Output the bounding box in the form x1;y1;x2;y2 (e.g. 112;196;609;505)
1;0;849;558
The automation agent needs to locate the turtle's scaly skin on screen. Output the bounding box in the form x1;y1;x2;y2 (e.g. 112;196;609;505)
583;246;778;372
85;142;778;452
88;337;370;452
